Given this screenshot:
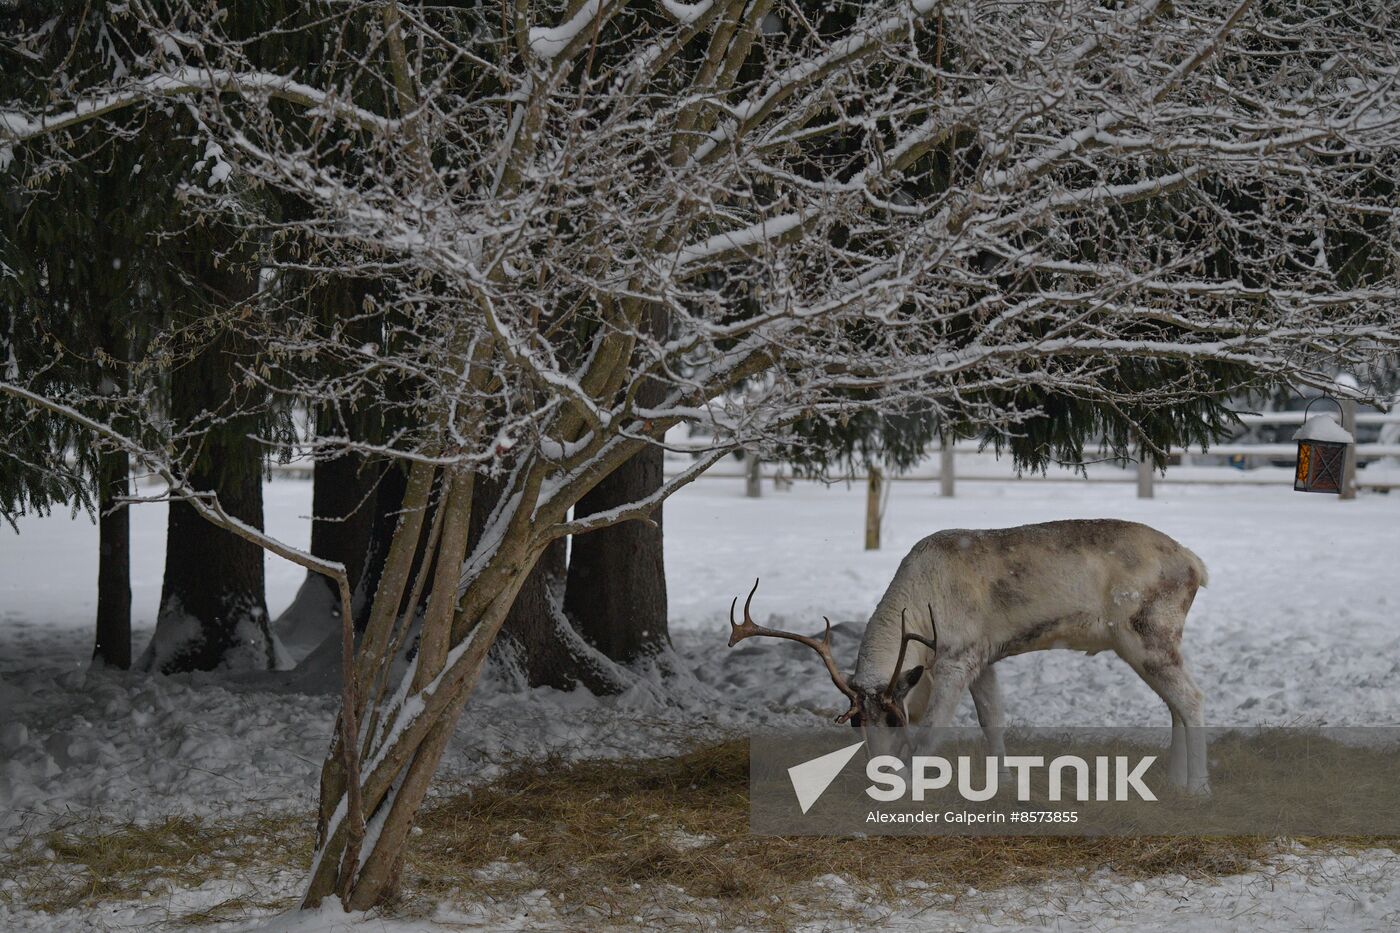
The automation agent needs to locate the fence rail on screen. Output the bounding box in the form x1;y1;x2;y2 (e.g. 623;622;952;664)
1233;411;1394;425
261;410;1400;494
677;458;1400;490
657;408;1400;495
253;409;1394;559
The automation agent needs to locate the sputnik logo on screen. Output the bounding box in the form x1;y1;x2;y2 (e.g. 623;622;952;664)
788;740;866;814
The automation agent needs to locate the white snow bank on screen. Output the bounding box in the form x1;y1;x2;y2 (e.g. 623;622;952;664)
273;574;341;660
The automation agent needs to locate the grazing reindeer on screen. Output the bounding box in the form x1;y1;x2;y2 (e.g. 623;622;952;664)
728;519;1210;792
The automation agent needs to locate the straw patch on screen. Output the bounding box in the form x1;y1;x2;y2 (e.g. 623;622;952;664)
0;813;309;921
401;740;1385;925
2;740;1392;927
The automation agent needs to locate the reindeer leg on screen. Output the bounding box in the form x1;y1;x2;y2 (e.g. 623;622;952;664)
1134;661;1208;793
910;654;982;756
1120;655;1193;790
970;664;1007;762
1132;660;1190;788
1147;661;1208;795
1114;605;1209;795
1166;708;1188;789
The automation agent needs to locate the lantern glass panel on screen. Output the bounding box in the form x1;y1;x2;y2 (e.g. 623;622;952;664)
1294;439;1348;494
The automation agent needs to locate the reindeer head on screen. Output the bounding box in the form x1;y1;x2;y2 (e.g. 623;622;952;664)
727;580;936;729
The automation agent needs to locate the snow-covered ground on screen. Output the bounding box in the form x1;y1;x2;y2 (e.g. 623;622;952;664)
2;474;1398;930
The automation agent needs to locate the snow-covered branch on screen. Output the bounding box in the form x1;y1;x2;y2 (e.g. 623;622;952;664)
546;444;730;539
1;65;399;143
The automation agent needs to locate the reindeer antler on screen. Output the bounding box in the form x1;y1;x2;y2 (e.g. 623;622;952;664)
915;602;939;653
886;609;913;699
728;579;859;705
884;604;939;699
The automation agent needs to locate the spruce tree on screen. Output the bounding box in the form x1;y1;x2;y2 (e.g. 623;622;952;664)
1;2;294;672
0;1;188;667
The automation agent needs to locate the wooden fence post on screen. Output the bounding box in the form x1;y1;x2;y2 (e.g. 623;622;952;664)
745;454;762;498
1137;453;1155;499
939;443;955;498
865;467;882;550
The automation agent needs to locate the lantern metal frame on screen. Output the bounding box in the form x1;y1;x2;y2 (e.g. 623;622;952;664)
1293;395;1350;495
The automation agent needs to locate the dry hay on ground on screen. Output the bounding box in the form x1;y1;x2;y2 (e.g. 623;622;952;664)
3;740;1392;927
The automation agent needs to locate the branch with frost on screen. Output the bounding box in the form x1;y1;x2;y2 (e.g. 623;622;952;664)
0;66;399;143
528;0;624;61
974;0;1255;198
1011;257;1400;308
687;0;944;166
545;444;729;539
0;382;336;574
669;115;963;272
979;167;1206;233
674;211;805;266
660;0;715;26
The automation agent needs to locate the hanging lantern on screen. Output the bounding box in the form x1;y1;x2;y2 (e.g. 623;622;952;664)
1293;396;1354;494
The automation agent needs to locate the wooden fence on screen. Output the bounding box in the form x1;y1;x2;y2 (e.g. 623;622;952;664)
263;411;1400;499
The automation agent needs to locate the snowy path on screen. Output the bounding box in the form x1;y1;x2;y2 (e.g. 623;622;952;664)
2;477;1398;930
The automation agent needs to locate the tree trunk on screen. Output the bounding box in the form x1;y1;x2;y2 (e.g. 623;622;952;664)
92;448;131;669
304;528;542;911
563;443;669;665
353;460;411;632
303;320;676;907
140;256;279;674
276;411;379;650
145;427;276;673
309;438;377;595
280;276;383;642
291;458;425;679
306;449;678;909
480;480;635;692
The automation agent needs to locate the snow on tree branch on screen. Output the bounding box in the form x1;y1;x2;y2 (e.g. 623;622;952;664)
0;65;399;143
528;0;610;61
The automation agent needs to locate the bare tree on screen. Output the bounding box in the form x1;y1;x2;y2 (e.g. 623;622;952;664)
5;0;1400;910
